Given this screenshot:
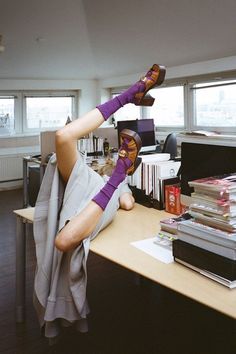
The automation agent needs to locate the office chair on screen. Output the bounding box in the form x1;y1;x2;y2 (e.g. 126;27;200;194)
162;132;177;159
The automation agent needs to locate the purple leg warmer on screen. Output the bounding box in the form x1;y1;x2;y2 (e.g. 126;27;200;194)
96;81;145;120
92;157;132;210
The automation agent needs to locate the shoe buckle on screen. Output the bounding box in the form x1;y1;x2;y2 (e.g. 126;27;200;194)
118;149;128;158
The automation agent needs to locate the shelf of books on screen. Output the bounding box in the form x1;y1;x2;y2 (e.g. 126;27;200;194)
128;154;181;211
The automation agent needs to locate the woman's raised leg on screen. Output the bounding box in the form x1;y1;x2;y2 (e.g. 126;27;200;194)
55;190;135;253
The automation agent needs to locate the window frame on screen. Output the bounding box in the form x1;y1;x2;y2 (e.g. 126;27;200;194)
109;70;236;135
0;89;79;136
0;91;21;135
189;77;236;134
22;90;78;133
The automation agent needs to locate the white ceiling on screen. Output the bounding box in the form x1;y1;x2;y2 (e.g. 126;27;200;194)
0;0;236;80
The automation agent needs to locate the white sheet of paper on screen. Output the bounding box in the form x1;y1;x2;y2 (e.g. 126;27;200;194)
131;237;174;264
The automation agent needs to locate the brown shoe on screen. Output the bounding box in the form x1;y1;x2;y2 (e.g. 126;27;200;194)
134;64;166;106
118;129;142;175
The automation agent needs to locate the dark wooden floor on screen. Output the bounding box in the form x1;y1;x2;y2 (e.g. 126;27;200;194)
0;188;235;354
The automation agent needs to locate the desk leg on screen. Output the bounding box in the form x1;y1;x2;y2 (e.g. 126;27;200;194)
39;164;45;184
15;216;26;323
23;158;28;208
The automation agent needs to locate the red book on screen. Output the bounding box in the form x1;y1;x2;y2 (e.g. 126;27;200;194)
189;174;236;192
165;184;182;215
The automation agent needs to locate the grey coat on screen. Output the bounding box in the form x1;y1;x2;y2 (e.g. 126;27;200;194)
33;154;131;338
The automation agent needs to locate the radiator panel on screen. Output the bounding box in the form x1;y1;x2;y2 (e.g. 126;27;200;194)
0;155;23;182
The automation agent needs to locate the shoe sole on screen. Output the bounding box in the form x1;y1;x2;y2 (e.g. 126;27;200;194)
135;64;166;106
119;129;142;176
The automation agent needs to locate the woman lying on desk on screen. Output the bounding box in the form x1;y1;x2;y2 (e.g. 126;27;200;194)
33;64;165;340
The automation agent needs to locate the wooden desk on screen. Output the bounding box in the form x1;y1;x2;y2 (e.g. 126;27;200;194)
14;204;236;324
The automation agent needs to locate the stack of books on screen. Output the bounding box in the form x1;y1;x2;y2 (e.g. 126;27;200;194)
173;173;236;288
188;173;236;232
154;213;191;250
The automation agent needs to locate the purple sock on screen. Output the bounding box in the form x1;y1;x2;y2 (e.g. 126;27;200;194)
96;81;145;120
92;158;132;210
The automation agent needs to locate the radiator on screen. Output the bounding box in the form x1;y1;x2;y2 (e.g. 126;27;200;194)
0;155;23;182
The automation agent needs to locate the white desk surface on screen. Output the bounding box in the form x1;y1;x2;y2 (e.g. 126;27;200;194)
14;207;35;221
14;204;236;319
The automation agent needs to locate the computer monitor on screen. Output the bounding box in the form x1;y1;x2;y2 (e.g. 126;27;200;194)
180;142;236;206
117;119;156;150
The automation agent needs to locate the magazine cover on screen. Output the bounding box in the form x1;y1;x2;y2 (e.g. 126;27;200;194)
160;213;192;234
191;192;236;208
189;173;236;191
189;210;236;233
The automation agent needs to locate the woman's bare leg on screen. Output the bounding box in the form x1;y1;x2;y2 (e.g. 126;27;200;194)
56;108;104;183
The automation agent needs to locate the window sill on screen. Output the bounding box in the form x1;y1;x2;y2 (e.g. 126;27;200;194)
0;146;40;156
0;133;40;139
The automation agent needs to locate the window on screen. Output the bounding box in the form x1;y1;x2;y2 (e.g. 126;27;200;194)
111;85;185;129
24;95;74;131
0;90;78;136
192;80;236;130
147;85;185;128
0;95;16;135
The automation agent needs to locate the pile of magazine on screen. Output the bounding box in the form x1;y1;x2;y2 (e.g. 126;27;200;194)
154;213;191;250
173;173;236;288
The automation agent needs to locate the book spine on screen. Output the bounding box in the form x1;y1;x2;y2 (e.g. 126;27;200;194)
178;222;236;247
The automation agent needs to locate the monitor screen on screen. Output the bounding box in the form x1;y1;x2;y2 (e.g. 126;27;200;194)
117;119;156;147
180;142;236;204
